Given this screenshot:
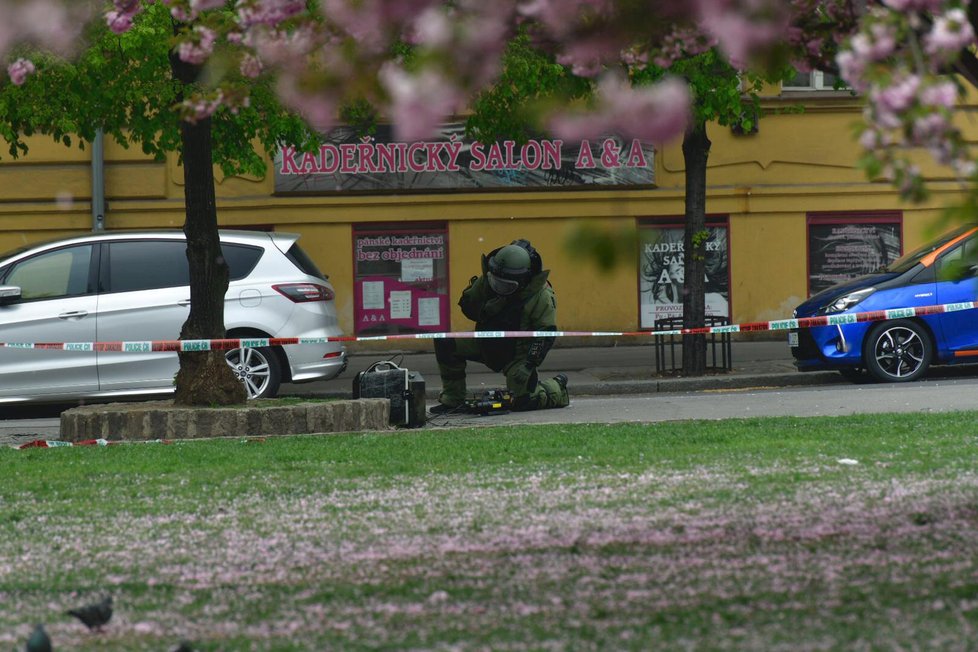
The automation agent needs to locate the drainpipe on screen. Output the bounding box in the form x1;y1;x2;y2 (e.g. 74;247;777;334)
91;128;105;232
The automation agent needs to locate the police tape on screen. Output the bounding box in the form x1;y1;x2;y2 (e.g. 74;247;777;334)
0;300;974;351
14;437;268;450
16;438;171;449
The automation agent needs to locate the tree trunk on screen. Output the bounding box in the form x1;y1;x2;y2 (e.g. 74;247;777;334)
169;38;246;406
681;120;711;376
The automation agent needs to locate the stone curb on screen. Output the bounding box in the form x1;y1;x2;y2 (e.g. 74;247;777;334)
60;399;391;442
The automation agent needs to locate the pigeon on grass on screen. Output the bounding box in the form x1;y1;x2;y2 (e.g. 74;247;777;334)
171;641;196;652
25;623;52;652
66;596;113;632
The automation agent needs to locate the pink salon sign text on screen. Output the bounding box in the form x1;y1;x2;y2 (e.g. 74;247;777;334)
274;123;655;194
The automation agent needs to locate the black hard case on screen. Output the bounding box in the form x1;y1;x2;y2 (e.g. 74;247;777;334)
352;361;426;428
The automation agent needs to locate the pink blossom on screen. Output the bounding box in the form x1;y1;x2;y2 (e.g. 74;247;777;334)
695;0;787;70
191;0;226;11
275;74;337;132
872;74;921;114
105;9;135;35
182;97;221;122
859;128;880;151
105;0;143;34
240;53;263;78
379;65;462;142
320;0;422;56
237;0;306;28
849;23;898;61
177;26;218;65
913;112;950;142
919;80;958;109
549;74;691;143
410;6;453;48
250;24;321;67
15;0;88;54
653;26;715;68
835;50;867;93
7;58;34;86
882;0;945;11
925;8;975;58
555;36;624;77
167;3;193;22
519;0;614;37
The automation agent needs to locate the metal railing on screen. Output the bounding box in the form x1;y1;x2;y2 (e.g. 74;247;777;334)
653;316;733;374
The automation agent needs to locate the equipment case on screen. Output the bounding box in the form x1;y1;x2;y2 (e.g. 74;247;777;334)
352;361;426;428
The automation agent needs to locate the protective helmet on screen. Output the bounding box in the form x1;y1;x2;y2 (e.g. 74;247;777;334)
487;244;532;296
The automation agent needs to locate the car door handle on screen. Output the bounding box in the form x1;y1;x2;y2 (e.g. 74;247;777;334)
177;299;191;306
58;310;89;320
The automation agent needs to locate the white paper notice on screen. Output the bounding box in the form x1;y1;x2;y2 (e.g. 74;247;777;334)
362;281;385;310
389;291;412;319
401;258;434;282
418;297;440;326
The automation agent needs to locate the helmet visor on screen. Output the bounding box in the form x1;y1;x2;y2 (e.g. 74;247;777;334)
488;271;521;296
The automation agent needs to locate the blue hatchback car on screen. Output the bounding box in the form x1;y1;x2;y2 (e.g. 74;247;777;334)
790;223;978;382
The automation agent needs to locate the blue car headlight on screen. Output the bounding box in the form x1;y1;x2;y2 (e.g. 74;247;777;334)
823;287;875;314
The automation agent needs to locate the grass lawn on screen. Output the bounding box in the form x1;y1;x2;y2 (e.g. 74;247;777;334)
2;411;978;650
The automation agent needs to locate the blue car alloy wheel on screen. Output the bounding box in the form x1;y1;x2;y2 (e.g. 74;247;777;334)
863;319;932;382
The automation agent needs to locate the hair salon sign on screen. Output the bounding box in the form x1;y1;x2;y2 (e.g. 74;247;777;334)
274;123;654;193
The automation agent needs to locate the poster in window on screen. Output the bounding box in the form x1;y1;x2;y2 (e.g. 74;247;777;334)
808;221;901;296
353;228;450;335
638;225;730;329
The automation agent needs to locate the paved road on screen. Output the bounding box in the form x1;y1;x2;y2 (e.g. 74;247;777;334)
424;374;978;427
8;373;977;445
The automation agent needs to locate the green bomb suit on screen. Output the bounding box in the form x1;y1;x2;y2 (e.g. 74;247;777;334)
434;247;570;411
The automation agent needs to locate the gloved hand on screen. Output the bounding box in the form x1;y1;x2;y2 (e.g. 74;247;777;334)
507;361;538;393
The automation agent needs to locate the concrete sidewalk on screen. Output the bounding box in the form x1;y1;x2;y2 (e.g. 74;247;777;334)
282;339;847;400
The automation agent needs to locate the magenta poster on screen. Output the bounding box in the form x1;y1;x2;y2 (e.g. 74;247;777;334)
353;228;450;336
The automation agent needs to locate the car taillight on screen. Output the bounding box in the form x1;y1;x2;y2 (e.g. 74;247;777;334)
273;283;335;302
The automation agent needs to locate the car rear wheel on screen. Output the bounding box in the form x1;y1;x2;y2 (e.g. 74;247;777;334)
225;346;282;399
864;320;932;383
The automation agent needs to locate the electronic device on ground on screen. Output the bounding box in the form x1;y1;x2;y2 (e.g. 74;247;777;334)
352;361;426;428
464;389;514;415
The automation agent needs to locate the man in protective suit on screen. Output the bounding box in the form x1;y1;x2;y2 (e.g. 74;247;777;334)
430;239;570;414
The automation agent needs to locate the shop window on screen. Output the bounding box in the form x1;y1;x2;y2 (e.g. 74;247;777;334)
353;224;450;336
807;213;902;297
637;219;730;329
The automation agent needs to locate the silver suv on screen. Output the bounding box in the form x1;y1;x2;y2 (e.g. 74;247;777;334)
0;229;347;404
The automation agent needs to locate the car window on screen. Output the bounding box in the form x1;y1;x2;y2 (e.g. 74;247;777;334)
285;242;327;280
106;241;264;293
887;224;978;273
108;241;190;292
223;244;263;280
936;232;978;281
3;245;93;300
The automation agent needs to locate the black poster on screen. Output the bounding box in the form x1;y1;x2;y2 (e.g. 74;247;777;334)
638;225;730;328
808;222;901;296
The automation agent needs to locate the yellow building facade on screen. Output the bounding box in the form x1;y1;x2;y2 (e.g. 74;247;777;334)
0;87;967;350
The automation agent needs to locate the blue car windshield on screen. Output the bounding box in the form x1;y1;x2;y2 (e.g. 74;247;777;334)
885;223;978;274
